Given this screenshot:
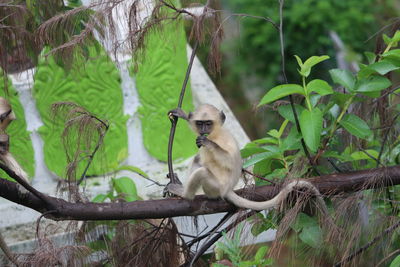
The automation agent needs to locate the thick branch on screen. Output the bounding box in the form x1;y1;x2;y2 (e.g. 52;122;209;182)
1;166;400;221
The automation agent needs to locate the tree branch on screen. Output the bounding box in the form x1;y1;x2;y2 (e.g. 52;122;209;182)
1;166;400;221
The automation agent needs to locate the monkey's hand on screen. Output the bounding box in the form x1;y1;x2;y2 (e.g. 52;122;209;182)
196;135;209;148
166;183;185;198
168;108;188;121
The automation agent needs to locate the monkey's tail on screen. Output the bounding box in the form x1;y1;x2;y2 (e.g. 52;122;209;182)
1;152;29;182
226;180;320;211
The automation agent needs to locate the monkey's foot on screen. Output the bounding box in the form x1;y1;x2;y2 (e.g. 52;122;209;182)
166;172;182;185
164;183;185;198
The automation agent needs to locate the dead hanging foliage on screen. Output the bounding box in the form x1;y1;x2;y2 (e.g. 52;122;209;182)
264;170;400;267
76;218;191;267
0;2;38;74
111;219;185;267
18;238;91;267
1;0;224;75
51;102;109;200
36;5;101;70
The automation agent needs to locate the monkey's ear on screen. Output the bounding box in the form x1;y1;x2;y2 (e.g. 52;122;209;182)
220;111;226;124
188;112;193;120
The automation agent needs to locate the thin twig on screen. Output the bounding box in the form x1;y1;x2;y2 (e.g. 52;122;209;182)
159;0;195;18
167;1;211;184
77;123;109;185
242;168;276;185
356;144;383;167
327;158;344;173
376;249;400;267
334;220;400;267
186;211;236;248
35;210;57;246
183;210;258;267
377;113;400;166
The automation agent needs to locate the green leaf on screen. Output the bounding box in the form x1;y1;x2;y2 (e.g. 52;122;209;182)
383;34;391;45
391;30;400;45
263;168;287;181
310;94;322;108
339;114;372;139
329;69;355;91
294;55;303;68
355;76;391;93
267;129;280;138
299;108;323;153
351;150;379;161
252;137;278;145
92;194;108;203
116;165;148;178
291;213;316;232
307;79;333;96
112;177;138;202
253;159;272;180
332;92;354;109
299;226;323;248
301;55;330;77
281;127;301;151
243;151;280;168
389;255;400;267
241;146;267;158
324;151;353;162
254;246;269;262
359;61;399;77
382;49;400;62
277;104;306;123
238;261;256;267
364;52;376;64
258;84;304;106
278;119;289;138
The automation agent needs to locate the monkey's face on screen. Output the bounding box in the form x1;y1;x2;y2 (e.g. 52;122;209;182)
195;120;213;136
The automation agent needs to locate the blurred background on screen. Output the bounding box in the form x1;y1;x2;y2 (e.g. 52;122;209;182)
186;0;399;139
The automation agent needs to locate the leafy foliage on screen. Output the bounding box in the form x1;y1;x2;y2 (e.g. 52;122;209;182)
223;0;390;90
243;31;400;261
213;224;273;267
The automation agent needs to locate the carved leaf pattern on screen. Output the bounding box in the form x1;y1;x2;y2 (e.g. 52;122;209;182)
33;44;128;178
135;15;197;161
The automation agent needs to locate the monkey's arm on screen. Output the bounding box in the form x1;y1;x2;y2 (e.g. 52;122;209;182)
168;108;189;121
196;136;230;155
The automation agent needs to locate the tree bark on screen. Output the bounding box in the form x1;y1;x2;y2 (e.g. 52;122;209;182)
0;165;399;221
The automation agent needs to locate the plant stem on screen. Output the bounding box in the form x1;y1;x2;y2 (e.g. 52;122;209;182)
303;76;312;110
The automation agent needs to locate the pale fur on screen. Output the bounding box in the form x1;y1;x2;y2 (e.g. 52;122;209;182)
0;97;26;265
0;97;28;182
182;104;320;211
1;152;29;182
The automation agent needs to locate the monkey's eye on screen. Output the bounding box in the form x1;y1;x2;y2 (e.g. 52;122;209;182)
206;121;212;126
196;121;202;126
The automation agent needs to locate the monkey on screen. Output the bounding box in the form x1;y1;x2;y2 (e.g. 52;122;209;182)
167;104;321;211
0;97;30;266
0;97;28;182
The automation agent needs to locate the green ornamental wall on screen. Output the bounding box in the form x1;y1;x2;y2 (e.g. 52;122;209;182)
0;73;35;180
135;14;197;161
33;44;128;178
